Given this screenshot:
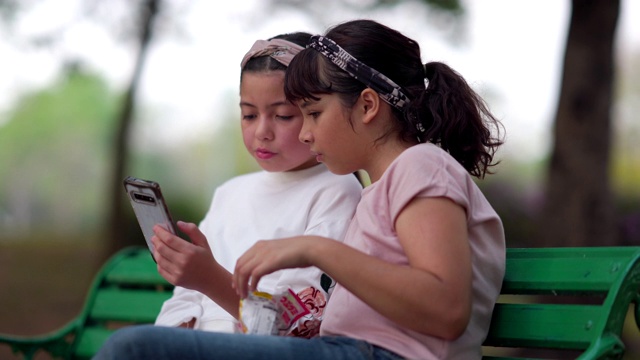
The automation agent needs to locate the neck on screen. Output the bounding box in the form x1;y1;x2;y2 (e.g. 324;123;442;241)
364;139;415;183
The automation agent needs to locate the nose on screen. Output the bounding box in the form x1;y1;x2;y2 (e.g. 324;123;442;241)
299;128;312;144
255;117;274;140
299;121;313;144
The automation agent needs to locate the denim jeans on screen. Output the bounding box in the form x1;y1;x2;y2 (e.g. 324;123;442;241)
93;325;405;360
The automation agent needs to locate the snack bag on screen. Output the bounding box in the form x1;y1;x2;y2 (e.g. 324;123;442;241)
237;289;310;335
237;291;279;335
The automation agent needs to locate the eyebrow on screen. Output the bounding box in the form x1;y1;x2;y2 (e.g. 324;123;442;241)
298;100;316;109
239;100;291;108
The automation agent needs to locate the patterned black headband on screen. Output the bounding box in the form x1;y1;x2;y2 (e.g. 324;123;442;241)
307;35;411;111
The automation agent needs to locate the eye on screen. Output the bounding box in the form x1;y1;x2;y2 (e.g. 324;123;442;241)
242;114;257;121
307;111;320;119
275;115;294;121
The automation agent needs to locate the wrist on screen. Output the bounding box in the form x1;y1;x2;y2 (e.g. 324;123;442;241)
307;236;336;268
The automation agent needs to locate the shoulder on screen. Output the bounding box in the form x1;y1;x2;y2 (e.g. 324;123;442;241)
387;143;467;185
319;169;363;190
299;165;363;194
217;171;264;189
377;144;474;213
207;171;266;202
297;167;362;217
397;143;459;169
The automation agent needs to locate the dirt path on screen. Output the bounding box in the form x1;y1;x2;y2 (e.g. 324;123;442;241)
0;240;102;359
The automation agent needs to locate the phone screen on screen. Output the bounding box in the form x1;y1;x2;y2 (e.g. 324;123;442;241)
123;176;177;260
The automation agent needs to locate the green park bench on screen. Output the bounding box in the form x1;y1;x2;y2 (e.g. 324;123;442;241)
0;246;173;359
482;246;640;359
0;246;639;359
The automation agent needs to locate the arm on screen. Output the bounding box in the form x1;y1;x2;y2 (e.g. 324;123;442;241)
152;221;241;319
233;196;471;339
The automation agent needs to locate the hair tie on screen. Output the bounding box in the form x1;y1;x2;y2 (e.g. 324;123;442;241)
424;62;438;81
241;39;304;69
307;35;411;111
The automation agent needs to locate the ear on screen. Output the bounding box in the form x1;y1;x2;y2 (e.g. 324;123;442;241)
358;88;381;125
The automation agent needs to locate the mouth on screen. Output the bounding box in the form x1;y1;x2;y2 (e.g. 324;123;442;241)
255;148;275;160
311;150;323;162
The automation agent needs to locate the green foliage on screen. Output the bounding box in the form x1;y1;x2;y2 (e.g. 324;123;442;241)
400;0;462;13
0;69;266;242
614;49;640;197
0;68;116;236
0;0;20;25
613;153;640;196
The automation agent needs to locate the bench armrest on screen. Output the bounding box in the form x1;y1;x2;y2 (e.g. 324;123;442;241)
577;334;625;360
0;318;81;359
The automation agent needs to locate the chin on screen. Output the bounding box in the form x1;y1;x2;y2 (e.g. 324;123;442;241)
324;164;353;176
255;161;281;173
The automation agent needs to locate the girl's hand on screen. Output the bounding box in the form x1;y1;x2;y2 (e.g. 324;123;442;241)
151;221;218;293
232;236;318;299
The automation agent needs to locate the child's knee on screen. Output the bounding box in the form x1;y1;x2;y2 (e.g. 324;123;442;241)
96;325;158;359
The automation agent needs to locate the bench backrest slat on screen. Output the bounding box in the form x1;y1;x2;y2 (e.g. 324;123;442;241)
103;250;167;286
501;247;639;294
69;247;174;359
483;246;640;359
89;288;171;322
484;303;605;349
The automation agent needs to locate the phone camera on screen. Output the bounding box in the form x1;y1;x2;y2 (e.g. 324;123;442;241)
133;192;156;205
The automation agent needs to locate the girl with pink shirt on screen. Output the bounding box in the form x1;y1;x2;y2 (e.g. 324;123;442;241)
96;19;505;360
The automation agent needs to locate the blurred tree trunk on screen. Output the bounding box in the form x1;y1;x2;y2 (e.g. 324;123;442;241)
106;0;160;257
538;0;620;247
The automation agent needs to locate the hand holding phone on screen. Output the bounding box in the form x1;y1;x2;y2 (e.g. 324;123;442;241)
123;176;178;260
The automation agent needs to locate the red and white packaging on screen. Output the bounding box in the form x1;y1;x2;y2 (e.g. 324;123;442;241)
237;289;310;336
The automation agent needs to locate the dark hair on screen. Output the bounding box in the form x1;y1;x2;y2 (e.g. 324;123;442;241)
241;32;312;74
285;20;503;178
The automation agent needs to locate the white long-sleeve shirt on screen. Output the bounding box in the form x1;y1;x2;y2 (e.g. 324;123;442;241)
155;164;362;337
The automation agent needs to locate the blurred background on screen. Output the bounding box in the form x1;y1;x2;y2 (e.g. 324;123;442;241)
0;0;638;358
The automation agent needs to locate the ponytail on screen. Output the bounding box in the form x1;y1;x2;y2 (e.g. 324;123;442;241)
406;62;503;179
283;20;503;179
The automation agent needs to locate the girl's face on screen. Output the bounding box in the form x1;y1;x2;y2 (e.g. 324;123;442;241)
297;93;368;175
240;71;317;172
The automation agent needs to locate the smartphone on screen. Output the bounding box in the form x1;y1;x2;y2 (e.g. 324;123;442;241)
123;176;177;260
